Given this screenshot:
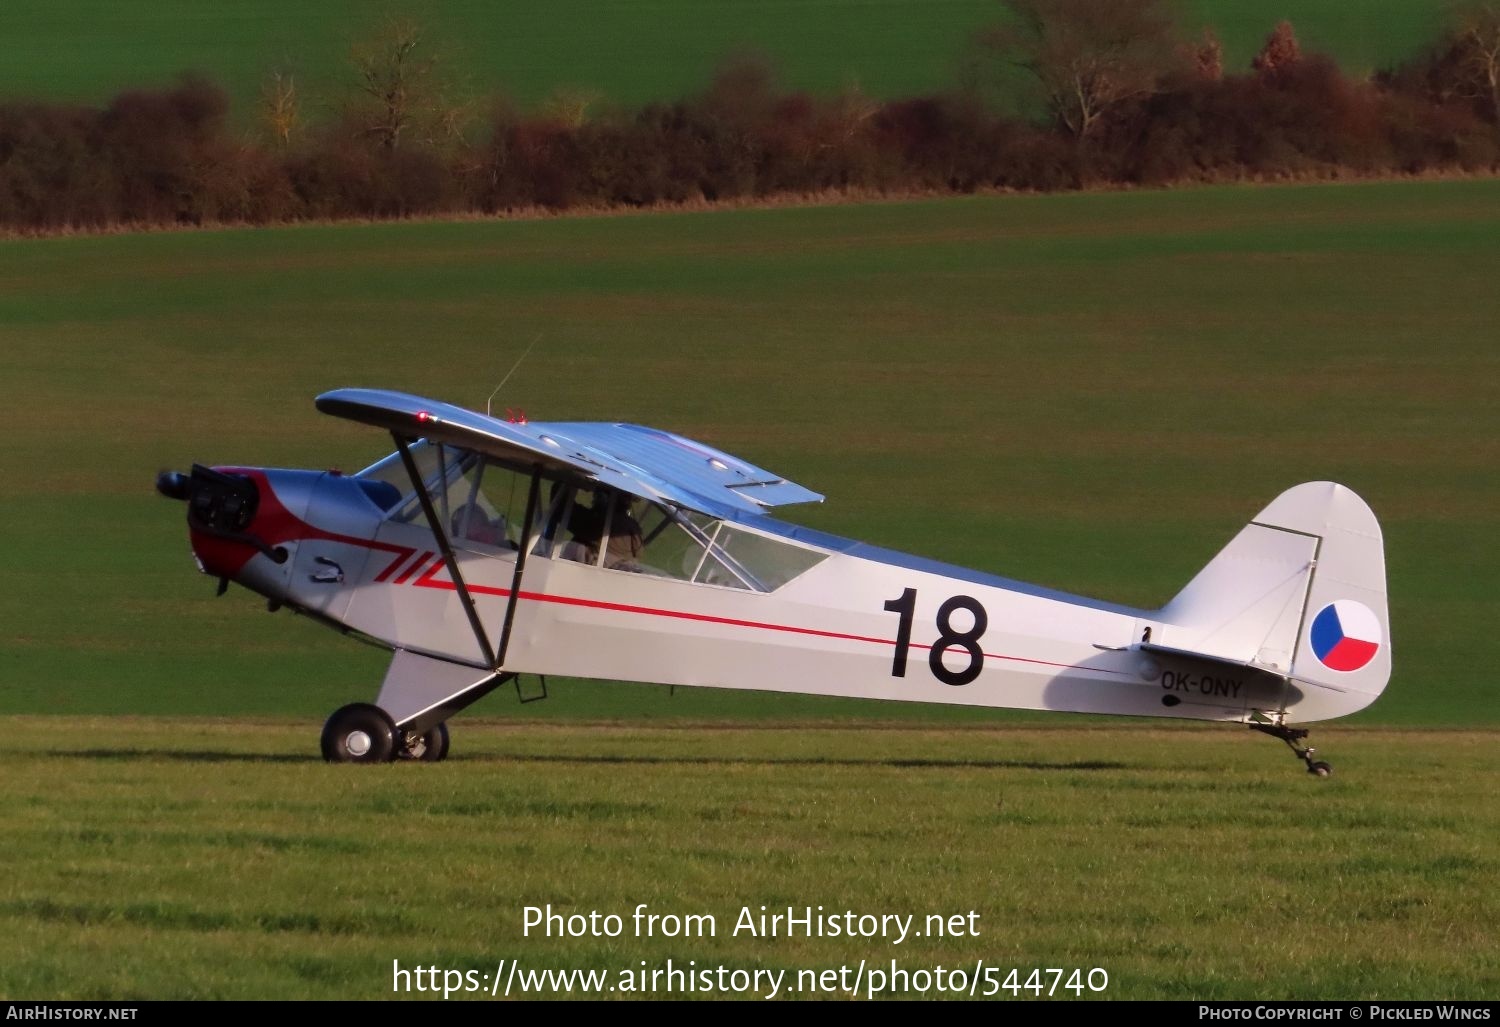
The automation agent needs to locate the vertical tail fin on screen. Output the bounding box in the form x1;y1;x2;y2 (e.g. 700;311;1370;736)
1157;482;1390;722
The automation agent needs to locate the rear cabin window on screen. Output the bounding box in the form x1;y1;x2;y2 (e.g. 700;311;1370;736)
546;484;825;592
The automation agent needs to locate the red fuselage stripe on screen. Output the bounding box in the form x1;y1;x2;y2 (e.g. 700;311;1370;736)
409;570;1132;677
392;551;436;585
374;549;416;582
197;468;415;579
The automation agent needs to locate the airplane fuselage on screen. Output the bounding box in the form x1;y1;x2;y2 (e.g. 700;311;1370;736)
187;465;1350;729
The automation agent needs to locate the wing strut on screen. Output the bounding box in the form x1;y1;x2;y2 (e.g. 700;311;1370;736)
393;434;497;667
494;466;541;669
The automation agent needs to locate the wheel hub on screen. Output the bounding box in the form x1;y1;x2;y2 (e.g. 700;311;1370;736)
345;730;372;757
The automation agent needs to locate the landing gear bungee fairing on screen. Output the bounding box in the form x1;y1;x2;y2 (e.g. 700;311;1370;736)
157;389;1391;774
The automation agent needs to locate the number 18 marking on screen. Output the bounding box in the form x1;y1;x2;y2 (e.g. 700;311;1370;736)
883;588;988;686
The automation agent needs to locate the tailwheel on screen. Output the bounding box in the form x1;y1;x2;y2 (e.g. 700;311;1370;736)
397;722;450;762
321;703;398;763
1250;721;1333;778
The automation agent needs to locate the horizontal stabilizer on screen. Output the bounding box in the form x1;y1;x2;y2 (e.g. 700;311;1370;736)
1137;641;1287;677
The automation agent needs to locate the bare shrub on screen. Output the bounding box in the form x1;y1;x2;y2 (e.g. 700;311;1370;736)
1194;28;1224;82
1252;21;1302;76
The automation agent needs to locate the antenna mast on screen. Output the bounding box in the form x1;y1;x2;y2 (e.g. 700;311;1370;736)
486;334;543;417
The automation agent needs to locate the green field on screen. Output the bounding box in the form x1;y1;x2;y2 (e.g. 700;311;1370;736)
0;0;1452;112
2;179;1496;728
0;719;1494;999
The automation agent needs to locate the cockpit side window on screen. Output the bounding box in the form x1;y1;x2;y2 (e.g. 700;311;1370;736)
547;488;825;592
709;522;826;591
633;503;725;582
357;442;538;553
357;446;827;588
445;455;535;553
355;441;444;521
384;444;475;528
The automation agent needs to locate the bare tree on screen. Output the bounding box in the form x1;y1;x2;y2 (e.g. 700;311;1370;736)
349;17;436;149
1193;28;1224;82
260;69;299;148
541;86;604;129
978;0;1186;137
1452;2;1500;122
828;85;881;147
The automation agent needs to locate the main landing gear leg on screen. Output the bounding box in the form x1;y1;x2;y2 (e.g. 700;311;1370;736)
1251;722;1332;778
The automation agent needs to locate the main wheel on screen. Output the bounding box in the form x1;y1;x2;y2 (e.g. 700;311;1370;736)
1308;760;1333;778
321;703;397;763
397;722;450;762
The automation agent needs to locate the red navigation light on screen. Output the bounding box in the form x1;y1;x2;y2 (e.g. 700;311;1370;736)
416;411;433;424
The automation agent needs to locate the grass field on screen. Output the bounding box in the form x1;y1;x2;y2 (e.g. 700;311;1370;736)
0;1;1453;112
0;718;1494;999
1;178;1496;728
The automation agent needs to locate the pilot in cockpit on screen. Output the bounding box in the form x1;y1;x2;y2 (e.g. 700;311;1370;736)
568;489;645;571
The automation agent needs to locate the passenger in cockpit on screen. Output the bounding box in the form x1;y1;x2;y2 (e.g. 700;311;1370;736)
452;502;510;548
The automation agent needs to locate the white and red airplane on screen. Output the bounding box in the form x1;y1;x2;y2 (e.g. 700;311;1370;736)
157;389;1390;774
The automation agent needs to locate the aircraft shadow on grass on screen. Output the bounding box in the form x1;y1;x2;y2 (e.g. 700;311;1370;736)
57;748;1128;771
465;752;1132;772
60;748;318;764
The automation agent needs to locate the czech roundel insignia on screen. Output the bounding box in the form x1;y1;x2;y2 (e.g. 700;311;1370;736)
1309;600;1382;672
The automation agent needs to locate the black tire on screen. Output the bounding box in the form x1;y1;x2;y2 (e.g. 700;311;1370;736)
1308;760;1333;778
321;703;397;763
397;722;450;763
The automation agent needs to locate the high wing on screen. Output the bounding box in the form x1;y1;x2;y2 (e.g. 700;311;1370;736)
315;388;823;518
